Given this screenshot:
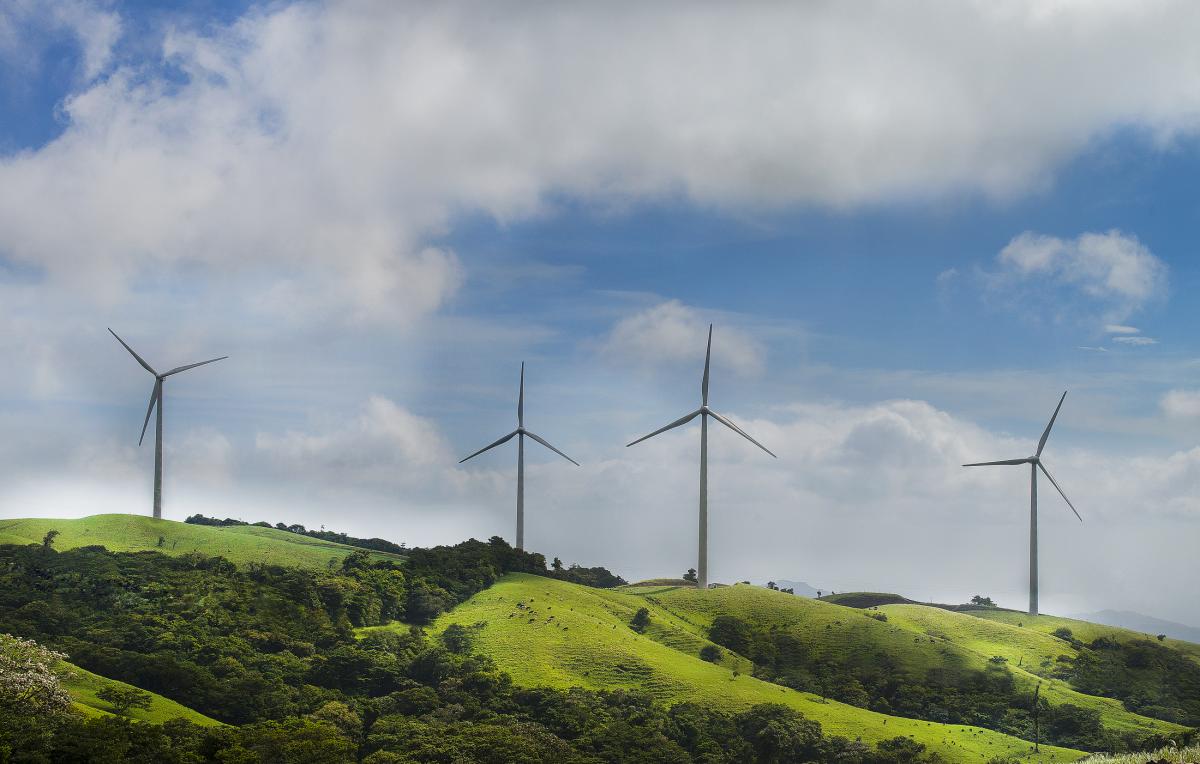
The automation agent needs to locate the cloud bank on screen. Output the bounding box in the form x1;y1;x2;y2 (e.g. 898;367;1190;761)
4;1;1200;322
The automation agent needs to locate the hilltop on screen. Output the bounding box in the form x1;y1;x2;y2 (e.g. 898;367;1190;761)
0;514;403;568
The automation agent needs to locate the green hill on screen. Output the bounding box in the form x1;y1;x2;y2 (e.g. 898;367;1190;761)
62;662;221;726
427;574;1088;763
0;514;403;568
643;585;1186;742
969;609;1200;666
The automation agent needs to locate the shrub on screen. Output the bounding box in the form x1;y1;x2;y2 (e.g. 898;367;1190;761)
629;608;650;634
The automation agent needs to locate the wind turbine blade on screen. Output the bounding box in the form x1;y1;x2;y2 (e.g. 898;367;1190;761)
108;329;157;375
702;324;712;405
1037;461;1082;522
626;409;702;447
459;429;519;464
518;362;524;427
162;356;228;377
707;409;777;458
962;458;1029;467
523;429;580;466
1036;391;1067;457
138;381;161;446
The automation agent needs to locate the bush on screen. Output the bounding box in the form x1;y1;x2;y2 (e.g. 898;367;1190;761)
629;608;650;634
699;645;722;663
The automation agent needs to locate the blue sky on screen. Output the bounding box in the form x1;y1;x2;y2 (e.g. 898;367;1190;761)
2;1;1199;623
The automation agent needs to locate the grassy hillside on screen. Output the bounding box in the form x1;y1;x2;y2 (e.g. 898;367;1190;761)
643;586;1185;741
0;514;403;568
62;662;221;726
429;574;1086;763
970;610;1200;666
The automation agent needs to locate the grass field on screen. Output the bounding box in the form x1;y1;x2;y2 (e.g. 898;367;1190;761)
62;661;221;725
1080;744;1200;764
0;514;403;569
969;609;1200;667
428;574;1087;763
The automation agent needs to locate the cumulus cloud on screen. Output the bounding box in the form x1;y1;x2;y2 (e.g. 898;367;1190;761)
600;301;765;375
991;230;1168;324
256;396;454;485
1161;389;1200;418
5;2;1200;320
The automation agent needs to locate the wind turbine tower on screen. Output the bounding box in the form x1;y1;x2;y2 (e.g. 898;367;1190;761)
109;329;227;520
962;391;1082;616
627;325;776;590
460;363;579;550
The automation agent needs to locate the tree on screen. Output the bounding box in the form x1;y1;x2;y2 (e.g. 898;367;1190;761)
970;595;995;607
96;685;153;717
767;581;778;590
735;704;824;763
630;608;651;634
683;568;697;582
551;557;563;572
0;633;73;716
41;530;60;549
699;645;722;663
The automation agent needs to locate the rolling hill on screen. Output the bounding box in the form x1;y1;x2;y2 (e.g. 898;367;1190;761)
426;574;1094;763
0;514;403;568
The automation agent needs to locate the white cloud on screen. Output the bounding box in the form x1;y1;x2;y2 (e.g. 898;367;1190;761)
600;301;765;376
5;3;1200;320
1105;324;1140;334
0;0;120;81
1112;335;1158;346
1161;389;1200;418
255;396;454;485
993;230;1168;324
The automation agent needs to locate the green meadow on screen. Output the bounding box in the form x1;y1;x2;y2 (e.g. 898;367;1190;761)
0;514;403;569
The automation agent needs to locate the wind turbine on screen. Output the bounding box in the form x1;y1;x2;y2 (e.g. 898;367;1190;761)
627;325;776;590
109;329;227;520
459;363;579;551
962;391;1082;617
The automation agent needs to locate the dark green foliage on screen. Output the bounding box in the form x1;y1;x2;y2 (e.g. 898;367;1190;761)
699;644;722;663
1067;637;1200;727
683;568;697;582
630;607;651;634
548;563;626;588
0;537;544;724
969;595;995;607
40;530;59;549
96;685;152;716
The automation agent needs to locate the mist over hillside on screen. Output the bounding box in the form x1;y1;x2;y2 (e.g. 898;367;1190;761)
1071;610;1200;644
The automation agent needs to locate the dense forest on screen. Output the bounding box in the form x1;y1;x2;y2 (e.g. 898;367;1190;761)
2;541;952;763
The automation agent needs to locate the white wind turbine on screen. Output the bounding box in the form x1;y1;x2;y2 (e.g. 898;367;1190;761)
962;391;1082;617
109;329;227;520
459;363;578;550
627;325;776;590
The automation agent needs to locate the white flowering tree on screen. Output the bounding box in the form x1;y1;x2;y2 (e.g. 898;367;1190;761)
0;633;73;717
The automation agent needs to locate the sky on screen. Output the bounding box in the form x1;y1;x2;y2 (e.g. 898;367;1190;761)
2;0;1200;624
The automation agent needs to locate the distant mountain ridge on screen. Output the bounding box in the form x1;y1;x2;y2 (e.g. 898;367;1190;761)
771;579;821;597
1069;608;1200;644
